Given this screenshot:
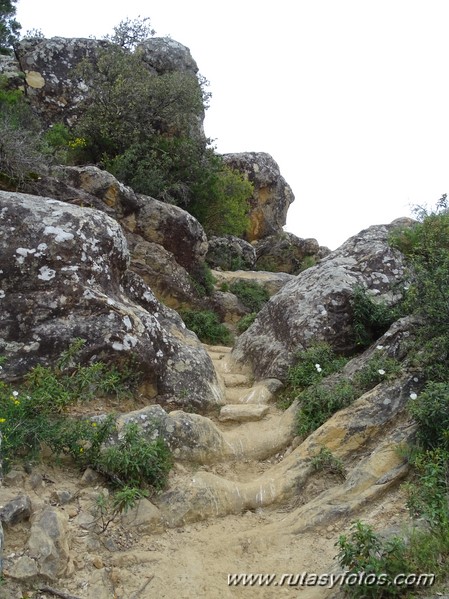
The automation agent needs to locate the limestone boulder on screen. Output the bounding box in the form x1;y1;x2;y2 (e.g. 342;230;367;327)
254;232;322;274
55;165;141;218
232;221;411;380
206;235;256;271
14;37;112;126
123;195;208;276
136;37;199;75
127;235;201;310
222;152;295;241
0;190;222;411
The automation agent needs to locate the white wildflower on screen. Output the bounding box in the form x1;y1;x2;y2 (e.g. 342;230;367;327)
12;390;19;397
315;364;322;373
378;369;386;376
410;392;417;400
376;345;384;350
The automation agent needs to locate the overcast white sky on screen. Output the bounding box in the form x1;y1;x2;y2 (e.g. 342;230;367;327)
15;0;449;249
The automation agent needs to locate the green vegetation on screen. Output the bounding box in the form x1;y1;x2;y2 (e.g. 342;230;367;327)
0;0;20;54
229;280;270;313
279;342;400;436
0;340;171;493
95;486;149;532
236;312;257;333
351;286;400;348
334;199;449;596
179;309;232;345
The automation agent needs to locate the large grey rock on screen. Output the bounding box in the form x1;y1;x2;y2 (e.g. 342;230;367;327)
206;235;256;271
232;222;411;380
254;232;322;274
222;152;294;241
136;37;198;75
124;195;208;275
0;191;222;411
14;37;112;126
0;495;32;526
27;507;71;580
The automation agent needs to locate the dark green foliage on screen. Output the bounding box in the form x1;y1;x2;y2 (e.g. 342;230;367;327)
336;522;411;598
189;262;215;297
0;0;20;54
229;280;269;313
236;312;257;333
96;423;172;489
297;379;358;437
408;382;449;451
351;286;399;348
179;309;232;345
353;355;402;392
288;343;348;390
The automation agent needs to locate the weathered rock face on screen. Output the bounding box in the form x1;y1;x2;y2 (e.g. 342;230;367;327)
14;37;112;125
232;221;411;380
206;235;256;271
123;194;208;274
254;232;323;274
10;36;204;134
222;152;295;241
136;37;199;75
0;191;222;411
127;235;201;310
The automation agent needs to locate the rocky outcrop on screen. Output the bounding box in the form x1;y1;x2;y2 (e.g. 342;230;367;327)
0;190;222;411
206;235;256;271
222;152;295;241
232;221;411;380
14;37;112;126
254;232;324;274
136;37;199;75
10;36;204;134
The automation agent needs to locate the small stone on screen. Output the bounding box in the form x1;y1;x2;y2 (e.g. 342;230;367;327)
3;470;25;486
50;490;74;505
92;556;103;569
0;495;32;526
29;473;43;490
8;555;38;580
67;507;78;518
80;467;101;486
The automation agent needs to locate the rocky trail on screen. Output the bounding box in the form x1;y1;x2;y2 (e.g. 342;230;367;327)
1;338;413;599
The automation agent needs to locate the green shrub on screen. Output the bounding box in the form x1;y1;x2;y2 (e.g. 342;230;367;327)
229;280;269;313
237;312;257;333
336;521;410;598
310;447;346;479
353;355;402;393
288;343;348;390
0;340;140;474
95;423;172;489
189;262;215;298
297;380;358;437
351;286;400;348
180;309;232;345
408;382;449;451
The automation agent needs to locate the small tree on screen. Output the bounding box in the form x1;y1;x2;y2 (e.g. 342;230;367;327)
104;15;156;50
0;0;20;54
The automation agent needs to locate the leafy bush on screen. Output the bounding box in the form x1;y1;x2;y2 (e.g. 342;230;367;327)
96;423;172;489
189;262;215;298
336;521;410;598
180;309;232;345
237;312;257;333
0;340;140;474
296;379;358;437
288;343;348;390
353;355;402;393
408;382;449;451
229;280;269;313
351;286;400;348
